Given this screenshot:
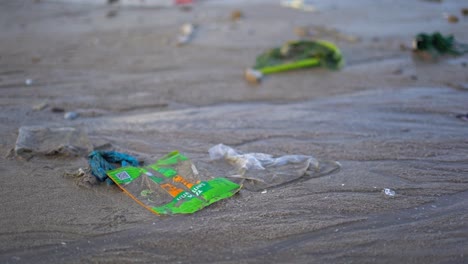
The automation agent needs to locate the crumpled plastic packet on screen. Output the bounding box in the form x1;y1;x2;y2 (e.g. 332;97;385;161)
106;151;241;215
209;144;341;191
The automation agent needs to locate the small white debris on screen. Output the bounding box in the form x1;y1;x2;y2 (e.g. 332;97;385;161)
383;188;396;197
61;242;67;245
64;111;79;120
261;189;267;194
177;23;196;46
25;79;33;86
281;0;317;12
191;164;199;175
77;168;86;176
180;23;194;36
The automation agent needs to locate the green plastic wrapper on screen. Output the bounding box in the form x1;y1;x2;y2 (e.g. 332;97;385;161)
106;151;241;215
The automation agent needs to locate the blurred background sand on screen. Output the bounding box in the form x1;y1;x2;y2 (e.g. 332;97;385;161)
0;0;467;263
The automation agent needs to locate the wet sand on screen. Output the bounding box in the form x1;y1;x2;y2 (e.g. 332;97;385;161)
0;0;467;263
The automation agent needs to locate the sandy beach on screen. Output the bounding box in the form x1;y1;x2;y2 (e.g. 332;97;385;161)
0;0;467;263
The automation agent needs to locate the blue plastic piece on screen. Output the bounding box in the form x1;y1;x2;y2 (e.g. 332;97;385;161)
88;151;139;182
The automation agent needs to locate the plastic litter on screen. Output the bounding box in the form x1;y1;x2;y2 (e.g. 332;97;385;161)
383;188;396;197
281;0;316;12
106;151;241;215
15;126;92;159
245;40;344;83
177;23;196;46
88;150;139;184
25;79;33;86
209;144;341;191
64;111;79;120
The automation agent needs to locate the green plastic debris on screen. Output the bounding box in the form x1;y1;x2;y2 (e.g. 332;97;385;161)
245;40;344;83
106;151;241;215
413;32;468;57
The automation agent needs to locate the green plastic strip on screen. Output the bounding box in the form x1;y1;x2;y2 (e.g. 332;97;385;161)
259;58;320;74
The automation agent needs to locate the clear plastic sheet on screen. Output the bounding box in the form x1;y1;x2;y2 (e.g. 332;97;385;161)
15;126;92;159
209;144;341;191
